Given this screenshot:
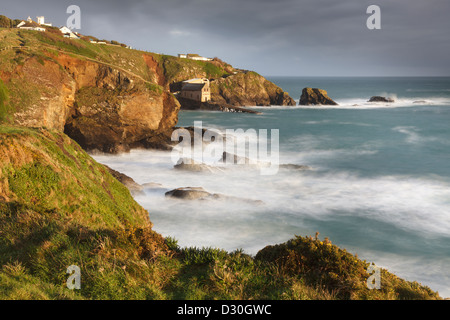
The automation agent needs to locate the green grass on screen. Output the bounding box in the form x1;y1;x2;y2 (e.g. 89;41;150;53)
145;83;164;94
0;79;10;122
194;60;230;78
30;31;99;60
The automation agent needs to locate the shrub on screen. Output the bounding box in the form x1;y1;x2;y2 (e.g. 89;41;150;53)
0;15;12;28
0;79;10;122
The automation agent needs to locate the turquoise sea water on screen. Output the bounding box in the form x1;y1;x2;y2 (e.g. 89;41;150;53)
93;77;450;297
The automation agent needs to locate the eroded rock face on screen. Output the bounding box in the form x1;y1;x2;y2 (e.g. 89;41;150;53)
5;52;180;153
209;72;296;107
299;88;338;106
56;54;181;153
65;88;180;153
10;57;76;131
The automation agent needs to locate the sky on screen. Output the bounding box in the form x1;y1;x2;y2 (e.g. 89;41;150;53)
3;0;450;76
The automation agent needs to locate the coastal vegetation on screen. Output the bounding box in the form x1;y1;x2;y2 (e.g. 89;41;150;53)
0;16;443;300
0;79;10;122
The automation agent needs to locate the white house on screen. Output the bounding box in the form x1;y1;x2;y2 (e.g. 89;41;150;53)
178;53;213;61
37;16;52;26
16;17;46;32
189;56;213;62
59;26;80;39
16;16;52;32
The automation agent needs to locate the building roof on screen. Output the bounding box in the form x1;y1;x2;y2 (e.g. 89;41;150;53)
182;78;208;84
182;83;206;91
19;21;43;28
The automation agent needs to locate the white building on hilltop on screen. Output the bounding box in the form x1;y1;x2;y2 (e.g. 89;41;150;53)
178;53;213;61
16;16;52;32
16;17;46;32
60;26;80;39
36;16;52;26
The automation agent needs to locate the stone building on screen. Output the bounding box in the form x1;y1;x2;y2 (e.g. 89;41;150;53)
179;78;211;102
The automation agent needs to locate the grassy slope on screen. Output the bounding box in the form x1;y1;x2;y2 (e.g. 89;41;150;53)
0;27;231;87
0;126;441;300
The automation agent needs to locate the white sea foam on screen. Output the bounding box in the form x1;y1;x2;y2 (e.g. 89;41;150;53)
93;148;450;242
392;126;449;145
92;101;450;298
92;143;450;297
247;97;450;110
406;88;450;93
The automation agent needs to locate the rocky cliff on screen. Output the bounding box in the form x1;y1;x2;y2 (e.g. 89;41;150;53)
209;72;296;107
0;28;294;153
153;56;295;107
56;53;180;153
0;29;181;153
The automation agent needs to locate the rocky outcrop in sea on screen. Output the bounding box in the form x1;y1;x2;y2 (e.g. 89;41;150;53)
299;88;338;106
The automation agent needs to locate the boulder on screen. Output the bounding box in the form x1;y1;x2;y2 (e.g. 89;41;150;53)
221;151;310;170
368;96;395;103
221;151;252;165
174;158;225;173
299;88;338;106
165;187;212;200
165;187;264;205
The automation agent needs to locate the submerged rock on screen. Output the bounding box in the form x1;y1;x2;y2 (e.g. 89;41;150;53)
368;96;395;103
279;164;311;171
141;182;164;188
165;187;264;205
221;152;310;171
174;158;225;173
299;88;338;106
221;151;253;165
165;187;212;200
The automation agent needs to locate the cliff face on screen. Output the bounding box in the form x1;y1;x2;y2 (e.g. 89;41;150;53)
0;37;180;153
0;28;293;155
145;54;295;107
7;56;76;131
54;53;180;153
209;72;296;107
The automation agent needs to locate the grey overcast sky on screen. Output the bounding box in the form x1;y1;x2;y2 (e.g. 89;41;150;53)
2;0;450;76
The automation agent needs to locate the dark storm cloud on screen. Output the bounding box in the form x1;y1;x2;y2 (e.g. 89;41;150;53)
2;0;450;76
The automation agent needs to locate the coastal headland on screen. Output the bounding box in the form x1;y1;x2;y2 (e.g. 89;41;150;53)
0;17;443;300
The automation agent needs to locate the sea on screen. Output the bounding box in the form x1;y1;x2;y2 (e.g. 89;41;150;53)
92;76;450;297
